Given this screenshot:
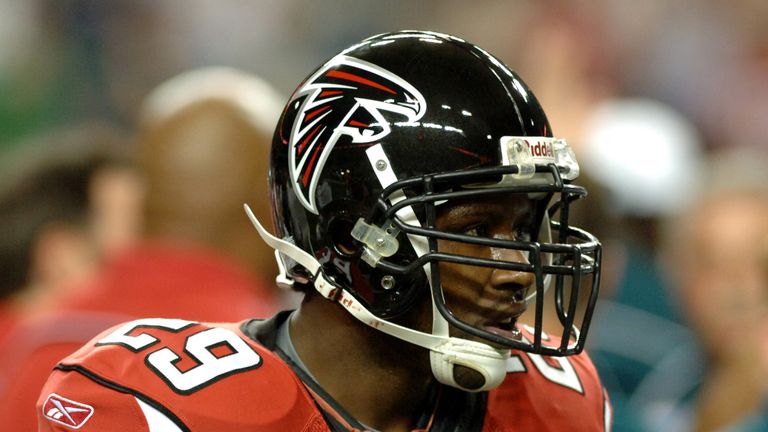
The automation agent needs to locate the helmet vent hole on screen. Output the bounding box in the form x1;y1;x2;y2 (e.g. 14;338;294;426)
329;217;358;256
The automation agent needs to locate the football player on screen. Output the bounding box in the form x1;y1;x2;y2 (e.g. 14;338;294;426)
37;30;610;431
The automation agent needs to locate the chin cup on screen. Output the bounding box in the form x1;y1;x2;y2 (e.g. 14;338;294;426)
429;339;510;392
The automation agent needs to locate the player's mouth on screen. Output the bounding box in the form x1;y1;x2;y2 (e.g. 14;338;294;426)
483;317;523;341
482;288;528;342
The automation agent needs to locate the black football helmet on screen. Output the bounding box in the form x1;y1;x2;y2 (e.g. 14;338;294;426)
246;30;601;391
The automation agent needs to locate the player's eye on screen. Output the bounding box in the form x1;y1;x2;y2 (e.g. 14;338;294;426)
512;221;536;242
464;224;489;237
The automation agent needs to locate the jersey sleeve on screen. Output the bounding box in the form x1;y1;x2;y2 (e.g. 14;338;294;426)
36;319;328;432
487;336;612;431
37;369;157;432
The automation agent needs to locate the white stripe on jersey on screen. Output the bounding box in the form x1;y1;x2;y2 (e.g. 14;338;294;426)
135;397;183;432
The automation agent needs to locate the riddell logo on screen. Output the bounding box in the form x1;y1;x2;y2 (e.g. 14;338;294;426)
525;139;554;158
42;393;94;429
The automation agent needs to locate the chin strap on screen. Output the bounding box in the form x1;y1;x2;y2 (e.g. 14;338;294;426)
244;204;509;392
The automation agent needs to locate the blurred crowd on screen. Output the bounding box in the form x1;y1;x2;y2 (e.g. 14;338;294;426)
0;1;766;431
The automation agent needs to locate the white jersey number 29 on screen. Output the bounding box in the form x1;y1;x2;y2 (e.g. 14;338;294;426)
98;318;261;394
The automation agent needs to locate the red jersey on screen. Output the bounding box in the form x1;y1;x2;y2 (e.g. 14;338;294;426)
37;314;610;431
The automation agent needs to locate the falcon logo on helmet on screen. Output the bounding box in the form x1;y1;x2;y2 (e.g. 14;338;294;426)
286;55;426;214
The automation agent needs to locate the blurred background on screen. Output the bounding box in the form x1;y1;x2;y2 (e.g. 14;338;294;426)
0;1;766;431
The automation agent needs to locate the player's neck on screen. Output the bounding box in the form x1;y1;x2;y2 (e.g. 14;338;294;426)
290;296;434;431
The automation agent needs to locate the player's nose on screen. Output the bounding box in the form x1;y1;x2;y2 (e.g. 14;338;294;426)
489;247;535;293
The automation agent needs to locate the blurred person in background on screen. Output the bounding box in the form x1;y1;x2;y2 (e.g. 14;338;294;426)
0;67;286;431
0;122;142;430
662;148;768;432
0;122;139;334
50;66;286;317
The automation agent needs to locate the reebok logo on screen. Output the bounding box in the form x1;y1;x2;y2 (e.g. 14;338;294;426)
42;393;94;429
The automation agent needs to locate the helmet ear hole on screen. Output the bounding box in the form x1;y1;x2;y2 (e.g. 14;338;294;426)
328;217;359;256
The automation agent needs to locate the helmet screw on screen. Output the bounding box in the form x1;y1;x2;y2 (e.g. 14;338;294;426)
375;160;388;171
381;275;396;290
